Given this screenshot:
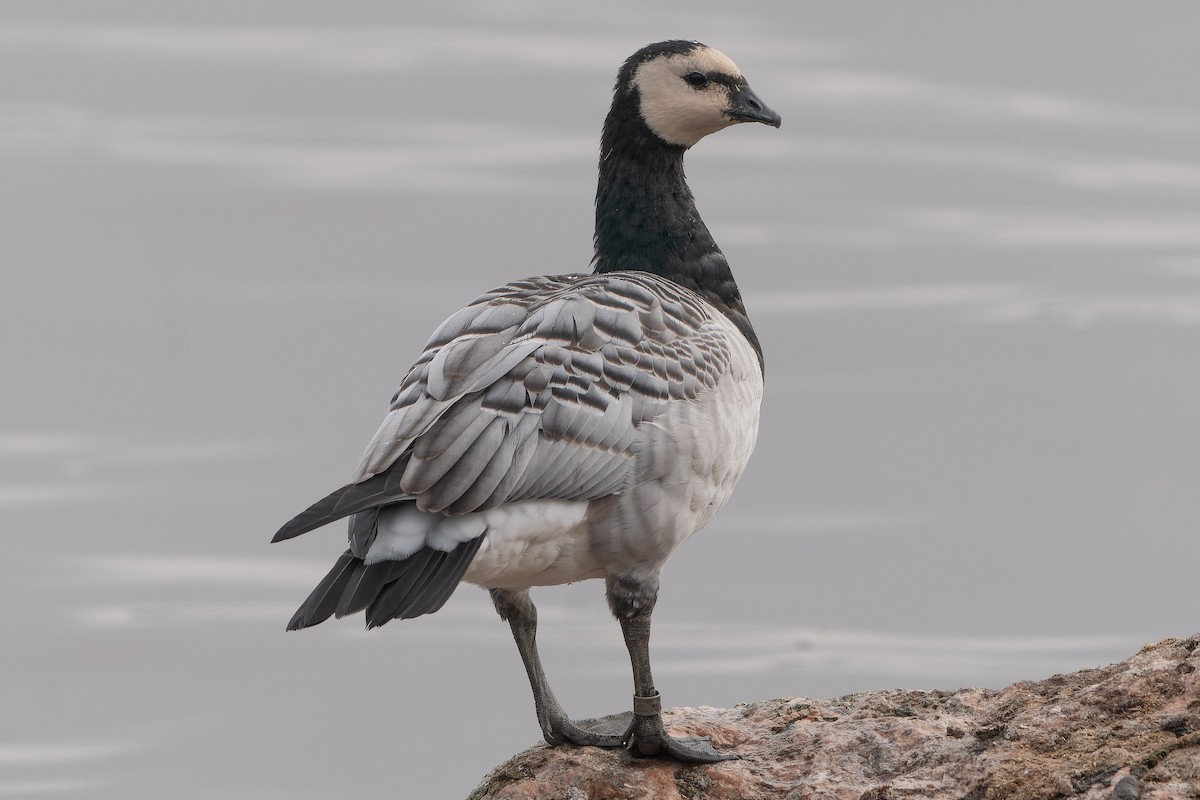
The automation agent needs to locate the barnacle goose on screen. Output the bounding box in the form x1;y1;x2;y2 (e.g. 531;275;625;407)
273;40;780;762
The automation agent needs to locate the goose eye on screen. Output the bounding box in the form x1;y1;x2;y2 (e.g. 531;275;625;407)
683;71;708;88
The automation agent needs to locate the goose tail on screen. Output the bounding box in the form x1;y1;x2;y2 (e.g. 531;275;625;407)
286;537;485;631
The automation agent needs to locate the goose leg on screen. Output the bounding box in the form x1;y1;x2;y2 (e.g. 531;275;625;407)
490;588;629;748
607;574;739;763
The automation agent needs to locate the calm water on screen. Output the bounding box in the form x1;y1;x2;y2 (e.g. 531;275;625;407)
4;2;1199;797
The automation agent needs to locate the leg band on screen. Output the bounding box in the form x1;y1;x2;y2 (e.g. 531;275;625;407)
633;692;661;717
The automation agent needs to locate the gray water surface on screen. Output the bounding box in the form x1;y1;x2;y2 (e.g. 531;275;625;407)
4;2;1199;797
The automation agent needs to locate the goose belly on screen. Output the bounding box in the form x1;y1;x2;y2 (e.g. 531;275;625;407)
462;500;601;589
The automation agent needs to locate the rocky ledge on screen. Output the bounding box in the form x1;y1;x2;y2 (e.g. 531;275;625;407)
471;635;1199;800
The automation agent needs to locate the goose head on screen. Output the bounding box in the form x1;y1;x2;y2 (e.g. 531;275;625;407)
620;40;781;149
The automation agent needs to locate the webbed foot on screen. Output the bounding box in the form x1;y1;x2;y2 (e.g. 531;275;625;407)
543;711;632;748
624;693;738;763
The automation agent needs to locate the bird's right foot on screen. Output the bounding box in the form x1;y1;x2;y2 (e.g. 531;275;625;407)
624;692;739;763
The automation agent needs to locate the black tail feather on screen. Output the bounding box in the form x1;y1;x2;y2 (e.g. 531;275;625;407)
408;537;482;618
366;536;485;627
366;549;449;627
286;551;358;631
335;555;404;619
286;536;484;632
409;547;478;618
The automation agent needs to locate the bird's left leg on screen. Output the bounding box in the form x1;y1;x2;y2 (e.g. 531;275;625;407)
607;573;739;763
490;587;628;748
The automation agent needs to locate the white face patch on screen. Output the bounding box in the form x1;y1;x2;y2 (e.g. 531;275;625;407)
633;46;744;148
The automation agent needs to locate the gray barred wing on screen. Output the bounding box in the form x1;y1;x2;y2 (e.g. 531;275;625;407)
350;271;739;516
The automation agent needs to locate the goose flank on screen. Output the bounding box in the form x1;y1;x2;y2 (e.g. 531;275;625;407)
273;40;780;763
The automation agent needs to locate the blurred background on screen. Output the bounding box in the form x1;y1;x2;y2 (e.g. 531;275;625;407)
3;1;1198;797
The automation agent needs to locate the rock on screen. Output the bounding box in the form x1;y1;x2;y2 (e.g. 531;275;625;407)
470;635;1200;799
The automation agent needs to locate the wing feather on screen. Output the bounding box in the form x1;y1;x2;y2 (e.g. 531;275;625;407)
273;461;412;543
347;508;380;558
444;418;520;514
419;414;509;512
480;413;542;508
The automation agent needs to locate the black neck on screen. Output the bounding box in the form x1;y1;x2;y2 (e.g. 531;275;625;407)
591;94;763;370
